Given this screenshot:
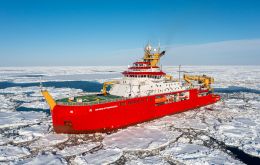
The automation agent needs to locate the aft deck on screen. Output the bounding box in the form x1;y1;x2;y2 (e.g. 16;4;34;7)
56;94;123;106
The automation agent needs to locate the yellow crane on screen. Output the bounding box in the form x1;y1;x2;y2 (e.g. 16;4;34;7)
101;81;117;96
183;74;214;91
41;90;56;111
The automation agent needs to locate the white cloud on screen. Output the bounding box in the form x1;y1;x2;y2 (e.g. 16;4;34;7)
110;39;260;65
163;39;260;65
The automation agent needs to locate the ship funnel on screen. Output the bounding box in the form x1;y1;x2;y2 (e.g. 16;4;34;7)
41;90;56;111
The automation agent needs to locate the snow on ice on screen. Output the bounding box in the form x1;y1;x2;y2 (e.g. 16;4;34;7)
0;145;30;161
57;142;100;157
162;143;242;164
73;148;123;165
103;127;171;151
30;134;69;150
17;153;67;165
0;66;259;164
0;111;47;129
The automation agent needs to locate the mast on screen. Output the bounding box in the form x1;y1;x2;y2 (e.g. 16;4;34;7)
179;65;181;82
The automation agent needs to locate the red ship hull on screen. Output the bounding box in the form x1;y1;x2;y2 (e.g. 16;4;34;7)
51;89;220;134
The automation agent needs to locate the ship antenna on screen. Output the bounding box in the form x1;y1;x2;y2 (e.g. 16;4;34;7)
40;76;43;91
158;40;161;52
179;65;181;82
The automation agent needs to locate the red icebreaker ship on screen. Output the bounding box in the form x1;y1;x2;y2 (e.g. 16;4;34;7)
42;44;220;134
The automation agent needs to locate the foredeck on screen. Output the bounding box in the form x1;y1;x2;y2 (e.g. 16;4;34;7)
56;94;123;106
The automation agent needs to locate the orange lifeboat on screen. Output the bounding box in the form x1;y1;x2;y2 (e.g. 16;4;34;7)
155;96;167;103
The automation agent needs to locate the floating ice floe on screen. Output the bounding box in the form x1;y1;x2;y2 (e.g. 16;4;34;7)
126;156;170;165
0;94;16;111
0;134;10;145
0;111;47;129
242;136;260;157
249;100;260;110
161;143;242;165
0;66;260;164
0;145;30;161
73;148;122;165
104;127;171;151
0;86;84;111
0;66;124;83
205;94;260;157
1;121;50;144
18;123;50;138
157;110;209;131
57;142;100;157
15;153;67;165
1;86;83;100
0;86;40;95
29;134;68;150
19;101;50;110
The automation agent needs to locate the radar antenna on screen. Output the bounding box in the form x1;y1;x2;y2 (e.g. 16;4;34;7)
158;40;161;53
40;76;43;91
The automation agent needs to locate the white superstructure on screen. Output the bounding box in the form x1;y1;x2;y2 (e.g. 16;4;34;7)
109;44;189;98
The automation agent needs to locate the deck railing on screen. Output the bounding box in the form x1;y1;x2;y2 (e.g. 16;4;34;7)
56;88;201;106
56;97;129;106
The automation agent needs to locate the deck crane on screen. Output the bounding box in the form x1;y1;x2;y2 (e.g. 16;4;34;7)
183;74;214;91
102;81;118;96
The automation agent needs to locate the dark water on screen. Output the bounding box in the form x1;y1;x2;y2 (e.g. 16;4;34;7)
2;82;259;94
16;107;51;115
1;81;103;116
16;74;45;77
227;146;260;165
215;86;260;94
0;81;102;92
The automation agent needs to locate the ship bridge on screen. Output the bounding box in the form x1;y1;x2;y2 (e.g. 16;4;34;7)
122;43;166;79
108;44;188;98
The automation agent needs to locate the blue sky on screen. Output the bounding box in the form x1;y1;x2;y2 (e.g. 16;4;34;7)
0;0;260;66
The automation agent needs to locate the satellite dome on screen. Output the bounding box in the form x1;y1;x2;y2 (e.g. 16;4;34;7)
145;44;152;51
